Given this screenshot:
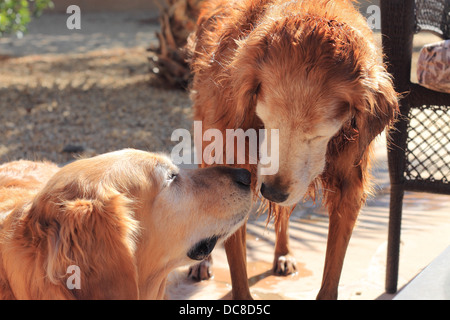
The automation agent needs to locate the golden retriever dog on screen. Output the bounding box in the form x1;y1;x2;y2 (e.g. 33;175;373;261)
0;149;252;299
188;0;398;299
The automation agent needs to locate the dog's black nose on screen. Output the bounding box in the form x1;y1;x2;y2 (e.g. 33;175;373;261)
232;168;251;187
260;183;289;203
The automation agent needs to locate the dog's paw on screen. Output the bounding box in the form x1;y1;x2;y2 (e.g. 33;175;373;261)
188;258;213;281
273;254;297;276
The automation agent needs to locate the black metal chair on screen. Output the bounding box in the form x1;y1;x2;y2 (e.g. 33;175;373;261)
380;0;450;294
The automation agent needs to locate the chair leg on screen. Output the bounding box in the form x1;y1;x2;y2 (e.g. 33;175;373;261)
385;184;405;294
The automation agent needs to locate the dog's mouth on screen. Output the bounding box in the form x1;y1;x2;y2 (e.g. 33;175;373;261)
187;211;249;261
187;235;220;261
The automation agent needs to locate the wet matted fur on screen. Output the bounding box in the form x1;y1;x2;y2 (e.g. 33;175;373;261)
188;0;398;299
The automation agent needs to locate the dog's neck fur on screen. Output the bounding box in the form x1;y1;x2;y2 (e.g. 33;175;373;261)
134;228;180;299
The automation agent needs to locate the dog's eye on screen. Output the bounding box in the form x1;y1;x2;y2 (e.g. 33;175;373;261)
167;173;178;181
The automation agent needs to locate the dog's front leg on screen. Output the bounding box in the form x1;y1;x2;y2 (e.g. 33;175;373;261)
316;166;364;300
225;223;253;300
273;205;297;275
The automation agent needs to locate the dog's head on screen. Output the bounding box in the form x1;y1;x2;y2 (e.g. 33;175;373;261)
22;149;251;299
230;14;398;206
138;154;253;267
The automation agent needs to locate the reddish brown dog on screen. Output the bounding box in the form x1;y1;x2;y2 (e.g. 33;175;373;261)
188;0;398;299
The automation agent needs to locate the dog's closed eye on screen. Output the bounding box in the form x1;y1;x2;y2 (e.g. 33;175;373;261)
167;172;178;183
169;172;178;180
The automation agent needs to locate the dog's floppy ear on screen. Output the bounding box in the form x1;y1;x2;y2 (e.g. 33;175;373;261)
352;65;399;164
44;191;140;299
226;34;267;128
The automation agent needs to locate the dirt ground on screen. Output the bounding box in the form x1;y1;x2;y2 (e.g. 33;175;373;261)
0;8;448;300
0;47;192;164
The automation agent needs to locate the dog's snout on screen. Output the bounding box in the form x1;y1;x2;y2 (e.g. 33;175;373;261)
260;182;289;203
232;168;251;187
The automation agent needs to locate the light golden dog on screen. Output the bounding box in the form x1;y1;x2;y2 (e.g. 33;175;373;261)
0;149;252;299
188;0;398;299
